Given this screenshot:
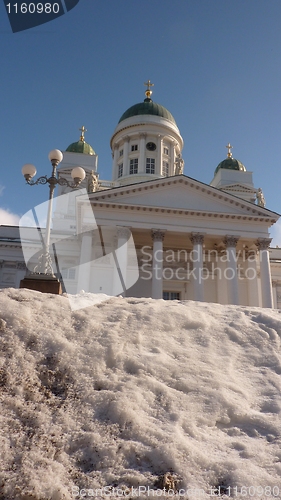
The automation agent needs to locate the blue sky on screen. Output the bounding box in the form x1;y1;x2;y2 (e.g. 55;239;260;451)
1;0;281;243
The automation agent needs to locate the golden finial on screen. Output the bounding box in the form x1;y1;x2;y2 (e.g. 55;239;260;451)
144;79;154;100
79;125;87;143
226;142;233;158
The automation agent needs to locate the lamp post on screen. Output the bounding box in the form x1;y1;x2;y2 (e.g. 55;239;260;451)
20;149;86;294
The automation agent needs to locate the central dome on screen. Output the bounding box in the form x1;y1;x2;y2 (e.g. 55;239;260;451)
110;82;184;184
118;98;176;125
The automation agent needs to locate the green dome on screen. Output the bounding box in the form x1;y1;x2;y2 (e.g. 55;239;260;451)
215;157;246;175
66;140;95;155
118;98;176;125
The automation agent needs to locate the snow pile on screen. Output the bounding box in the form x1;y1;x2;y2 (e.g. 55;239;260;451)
0;288;281;499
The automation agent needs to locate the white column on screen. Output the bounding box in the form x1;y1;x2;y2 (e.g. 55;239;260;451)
157;135;163;176
151;229;165;299
112;227;130;296
216;254;228;305
171;141;176;175
190;233;205;302
256;238;274;308
77;230;93;292
139;133;146;173
246;251;260;307
123;136;129;176
223;235;240;305
112;145;118;180
272;281;278;309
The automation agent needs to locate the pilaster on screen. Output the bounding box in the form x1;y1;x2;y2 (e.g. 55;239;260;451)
157;135;163;176
123;136;130;176
171;141;176;176
77;230;93;292
112;145;118;179
139;133;146;173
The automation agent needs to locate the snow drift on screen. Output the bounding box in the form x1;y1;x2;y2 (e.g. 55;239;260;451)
0;288;281;499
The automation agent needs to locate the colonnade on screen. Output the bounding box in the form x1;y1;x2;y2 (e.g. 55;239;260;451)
77;226;274;308
112;134;177;179
150;230;274;308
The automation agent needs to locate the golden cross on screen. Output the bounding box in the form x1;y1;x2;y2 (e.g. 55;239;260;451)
144;79;154;90
226;142;233;158
144;80;154;100
79;125;87;142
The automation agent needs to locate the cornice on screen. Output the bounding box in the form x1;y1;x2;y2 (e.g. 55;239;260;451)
89;200;277;224
0;233;79;248
270;262;281;267
110;121;181;150
110;123;149;148
0;242;23;248
83;176;278;221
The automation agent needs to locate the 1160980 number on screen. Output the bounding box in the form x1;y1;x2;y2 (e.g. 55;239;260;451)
6;3;60;14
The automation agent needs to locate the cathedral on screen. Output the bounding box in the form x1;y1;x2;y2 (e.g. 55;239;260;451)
1;81;281;308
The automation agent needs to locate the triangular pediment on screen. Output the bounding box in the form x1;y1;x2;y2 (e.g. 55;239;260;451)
220;183;257;194
90;176;278;220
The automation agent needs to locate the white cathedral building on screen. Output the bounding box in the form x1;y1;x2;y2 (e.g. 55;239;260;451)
1;82;281;308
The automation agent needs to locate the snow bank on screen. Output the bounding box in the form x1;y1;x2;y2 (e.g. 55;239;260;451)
0;288;281;499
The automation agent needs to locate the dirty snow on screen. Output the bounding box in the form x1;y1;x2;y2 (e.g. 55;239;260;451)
0;288;281;499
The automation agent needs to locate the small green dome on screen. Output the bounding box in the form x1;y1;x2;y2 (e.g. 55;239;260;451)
66;140;95;155
118;98;176;125
215;157;246;175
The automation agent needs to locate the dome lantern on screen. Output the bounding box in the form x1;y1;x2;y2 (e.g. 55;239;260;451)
214;143;246;175
66;126;96;155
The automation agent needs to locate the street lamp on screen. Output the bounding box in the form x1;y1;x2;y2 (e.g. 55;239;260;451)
21;149;85;293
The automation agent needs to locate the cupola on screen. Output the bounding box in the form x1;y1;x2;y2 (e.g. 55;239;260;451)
66;126;96;156
214;143;246;175
210;144;257;203
110;81;184;185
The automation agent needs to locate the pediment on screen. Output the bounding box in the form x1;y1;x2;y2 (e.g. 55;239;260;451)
90;176;278;220
220;183;257;194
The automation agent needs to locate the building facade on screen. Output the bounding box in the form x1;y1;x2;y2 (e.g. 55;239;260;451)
1;83;281;308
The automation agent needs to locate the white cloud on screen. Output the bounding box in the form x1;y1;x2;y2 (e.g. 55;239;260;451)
270;219;281;247
0;208;20;226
